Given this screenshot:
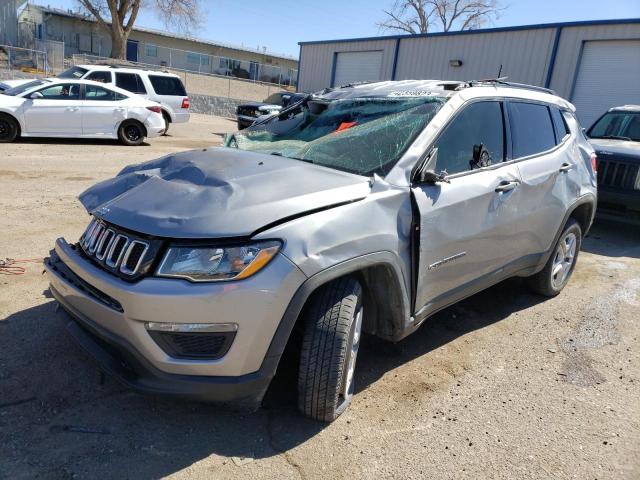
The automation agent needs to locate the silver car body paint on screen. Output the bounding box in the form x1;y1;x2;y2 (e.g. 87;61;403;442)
46;80;596;400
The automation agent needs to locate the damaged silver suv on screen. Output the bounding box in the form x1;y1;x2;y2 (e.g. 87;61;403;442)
46;80;597;422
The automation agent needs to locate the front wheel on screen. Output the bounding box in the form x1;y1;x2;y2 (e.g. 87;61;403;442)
118;120;145;146
0;114;19;143
528;218;582;296
298;277;363;422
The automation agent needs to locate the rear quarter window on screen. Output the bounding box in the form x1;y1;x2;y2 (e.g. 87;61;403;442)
148;75;187;96
509;102;556;158
550;107;570;143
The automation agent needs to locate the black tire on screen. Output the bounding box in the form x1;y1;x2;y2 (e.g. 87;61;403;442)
118;120;145;146
298;277;363;422
528;218;582;297
0;113;19;143
162;112;171;135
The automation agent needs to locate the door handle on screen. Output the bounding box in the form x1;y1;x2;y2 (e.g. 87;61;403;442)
495;180;519;193
559;163;574;173
66;107;79;112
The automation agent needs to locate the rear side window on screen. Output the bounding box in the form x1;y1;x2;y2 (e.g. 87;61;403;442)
85;85;127;101
434;101;505;175
85;71;112;83
550;107;569;143
115;73;147;94
148;75;187;96
509;102;556;158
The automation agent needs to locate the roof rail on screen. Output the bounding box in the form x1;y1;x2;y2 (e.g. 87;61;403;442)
468;78;556;95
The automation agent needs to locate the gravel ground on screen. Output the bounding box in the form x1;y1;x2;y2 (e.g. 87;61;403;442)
1;115;639;479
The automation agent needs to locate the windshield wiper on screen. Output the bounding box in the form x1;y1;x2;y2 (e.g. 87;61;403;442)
269;152;314;164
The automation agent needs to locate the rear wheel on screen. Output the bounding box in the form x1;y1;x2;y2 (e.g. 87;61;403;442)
118;120;145;146
528;218;582;296
0;114;19;143
298;277;363;422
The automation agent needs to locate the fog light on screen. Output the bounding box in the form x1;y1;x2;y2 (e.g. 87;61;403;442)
146;323;238;360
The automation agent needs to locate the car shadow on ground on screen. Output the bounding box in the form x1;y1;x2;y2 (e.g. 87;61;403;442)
15;137;150;147
0;276;547;478
582;217;640;259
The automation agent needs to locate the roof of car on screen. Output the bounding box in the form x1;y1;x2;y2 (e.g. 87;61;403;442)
313;79;573;110
76;64;180;78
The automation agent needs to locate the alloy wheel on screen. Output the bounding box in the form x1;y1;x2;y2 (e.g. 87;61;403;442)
551;231;577;289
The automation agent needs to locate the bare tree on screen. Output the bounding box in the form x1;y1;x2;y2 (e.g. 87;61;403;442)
379;0;503;34
77;0;201;59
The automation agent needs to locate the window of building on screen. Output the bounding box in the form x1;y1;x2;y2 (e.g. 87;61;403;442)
509;102;556;158
434;101;505;175
145;44;158;57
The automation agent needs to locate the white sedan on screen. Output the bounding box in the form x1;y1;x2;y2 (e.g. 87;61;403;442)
0;79;165;145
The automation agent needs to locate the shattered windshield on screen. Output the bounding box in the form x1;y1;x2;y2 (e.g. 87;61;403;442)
224;96;447;176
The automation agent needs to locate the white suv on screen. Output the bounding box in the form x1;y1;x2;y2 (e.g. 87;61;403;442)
58;65;190;132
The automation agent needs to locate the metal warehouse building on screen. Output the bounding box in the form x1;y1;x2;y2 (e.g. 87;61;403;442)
297;19;640;126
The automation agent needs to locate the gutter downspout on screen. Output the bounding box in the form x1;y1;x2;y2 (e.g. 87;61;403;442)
391;37;401;80
544;27;563;89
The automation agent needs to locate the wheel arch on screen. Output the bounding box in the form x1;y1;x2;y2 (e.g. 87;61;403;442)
0;110;22;136
263;252;412;374
118;118;147;137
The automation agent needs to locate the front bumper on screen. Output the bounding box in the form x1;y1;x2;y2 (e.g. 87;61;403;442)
597;188;640;223
45;238;307;402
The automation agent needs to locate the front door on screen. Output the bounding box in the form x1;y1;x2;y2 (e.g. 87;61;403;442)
412;100;525;317
22;83;82;135
126;40;139;62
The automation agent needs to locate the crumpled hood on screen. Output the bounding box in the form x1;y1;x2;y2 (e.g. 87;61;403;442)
589;138;640;159
79;147;371;238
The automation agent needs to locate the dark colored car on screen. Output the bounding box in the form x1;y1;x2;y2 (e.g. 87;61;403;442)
587;105;640;223
236;91;306;129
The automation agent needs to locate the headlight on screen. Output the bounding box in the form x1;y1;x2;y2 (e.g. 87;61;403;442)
156;240;281;282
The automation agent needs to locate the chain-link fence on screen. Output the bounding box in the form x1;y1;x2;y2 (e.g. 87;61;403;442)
0;44;51;75
71;40;298;88
16;20;65;72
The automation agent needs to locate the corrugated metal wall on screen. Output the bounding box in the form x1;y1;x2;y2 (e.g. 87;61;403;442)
395;29;555;85
298;22;640;99
298;39;396;92
548;23;640;98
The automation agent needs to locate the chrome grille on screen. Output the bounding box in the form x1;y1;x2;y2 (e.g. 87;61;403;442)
80;218;151;277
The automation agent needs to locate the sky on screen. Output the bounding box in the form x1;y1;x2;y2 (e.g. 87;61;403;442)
36;0;640;58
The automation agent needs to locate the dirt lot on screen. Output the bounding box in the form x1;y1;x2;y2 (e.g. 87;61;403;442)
1;114;639;479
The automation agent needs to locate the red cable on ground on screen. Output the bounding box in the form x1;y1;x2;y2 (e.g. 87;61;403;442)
0;258;44;275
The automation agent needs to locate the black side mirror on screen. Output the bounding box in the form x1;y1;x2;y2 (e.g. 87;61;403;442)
470;143;490;169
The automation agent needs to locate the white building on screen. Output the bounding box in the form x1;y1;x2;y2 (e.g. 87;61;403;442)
297;19;640;126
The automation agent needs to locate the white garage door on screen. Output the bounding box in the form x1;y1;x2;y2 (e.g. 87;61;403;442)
572;40;640;128
333;51;383;87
